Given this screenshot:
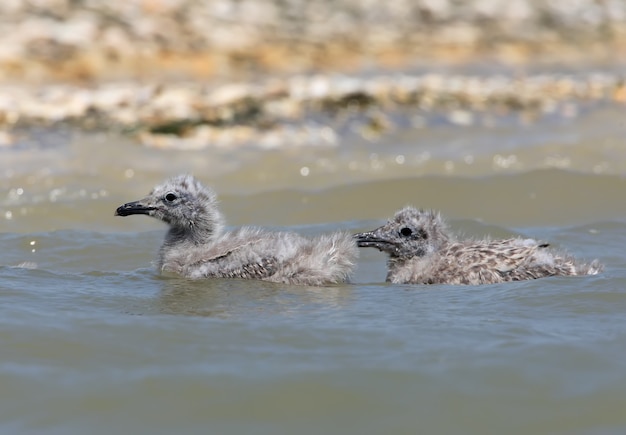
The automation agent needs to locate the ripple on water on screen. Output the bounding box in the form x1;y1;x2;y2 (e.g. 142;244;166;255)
2;109;626;432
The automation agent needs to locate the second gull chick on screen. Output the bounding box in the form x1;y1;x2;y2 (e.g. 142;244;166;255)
354;207;602;285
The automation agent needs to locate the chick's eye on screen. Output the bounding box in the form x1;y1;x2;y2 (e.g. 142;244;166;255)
164;193;177;202
400;227;413;237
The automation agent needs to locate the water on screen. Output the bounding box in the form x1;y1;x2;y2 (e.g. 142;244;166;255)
2;101;626;434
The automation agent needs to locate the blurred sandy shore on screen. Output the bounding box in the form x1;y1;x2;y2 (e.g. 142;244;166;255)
1;0;625;81
1;73;625;150
0;0;625;148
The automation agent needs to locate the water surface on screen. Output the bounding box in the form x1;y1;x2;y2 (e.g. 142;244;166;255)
1;101;626;434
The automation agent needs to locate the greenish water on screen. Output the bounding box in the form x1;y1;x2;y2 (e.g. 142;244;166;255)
1;102;626;434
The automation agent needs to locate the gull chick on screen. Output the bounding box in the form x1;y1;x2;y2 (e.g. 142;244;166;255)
115;174;357;286
354;207;602;285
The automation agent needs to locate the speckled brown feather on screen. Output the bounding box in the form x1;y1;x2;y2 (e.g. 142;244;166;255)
356;207;603;285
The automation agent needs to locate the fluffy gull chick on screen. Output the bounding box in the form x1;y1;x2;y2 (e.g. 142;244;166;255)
115;174;357;286
354;207;602;285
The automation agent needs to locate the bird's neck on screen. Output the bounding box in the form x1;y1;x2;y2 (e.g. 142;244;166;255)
164;224;219;247
386;252;437;284
387;256;408;272
157;224;221;273
386;239;446;278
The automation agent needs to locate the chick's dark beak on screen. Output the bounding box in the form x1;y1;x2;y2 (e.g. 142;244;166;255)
114;201;155;217
354;230;387;248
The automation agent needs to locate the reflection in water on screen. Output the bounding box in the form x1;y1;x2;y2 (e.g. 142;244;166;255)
154;275;355;319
